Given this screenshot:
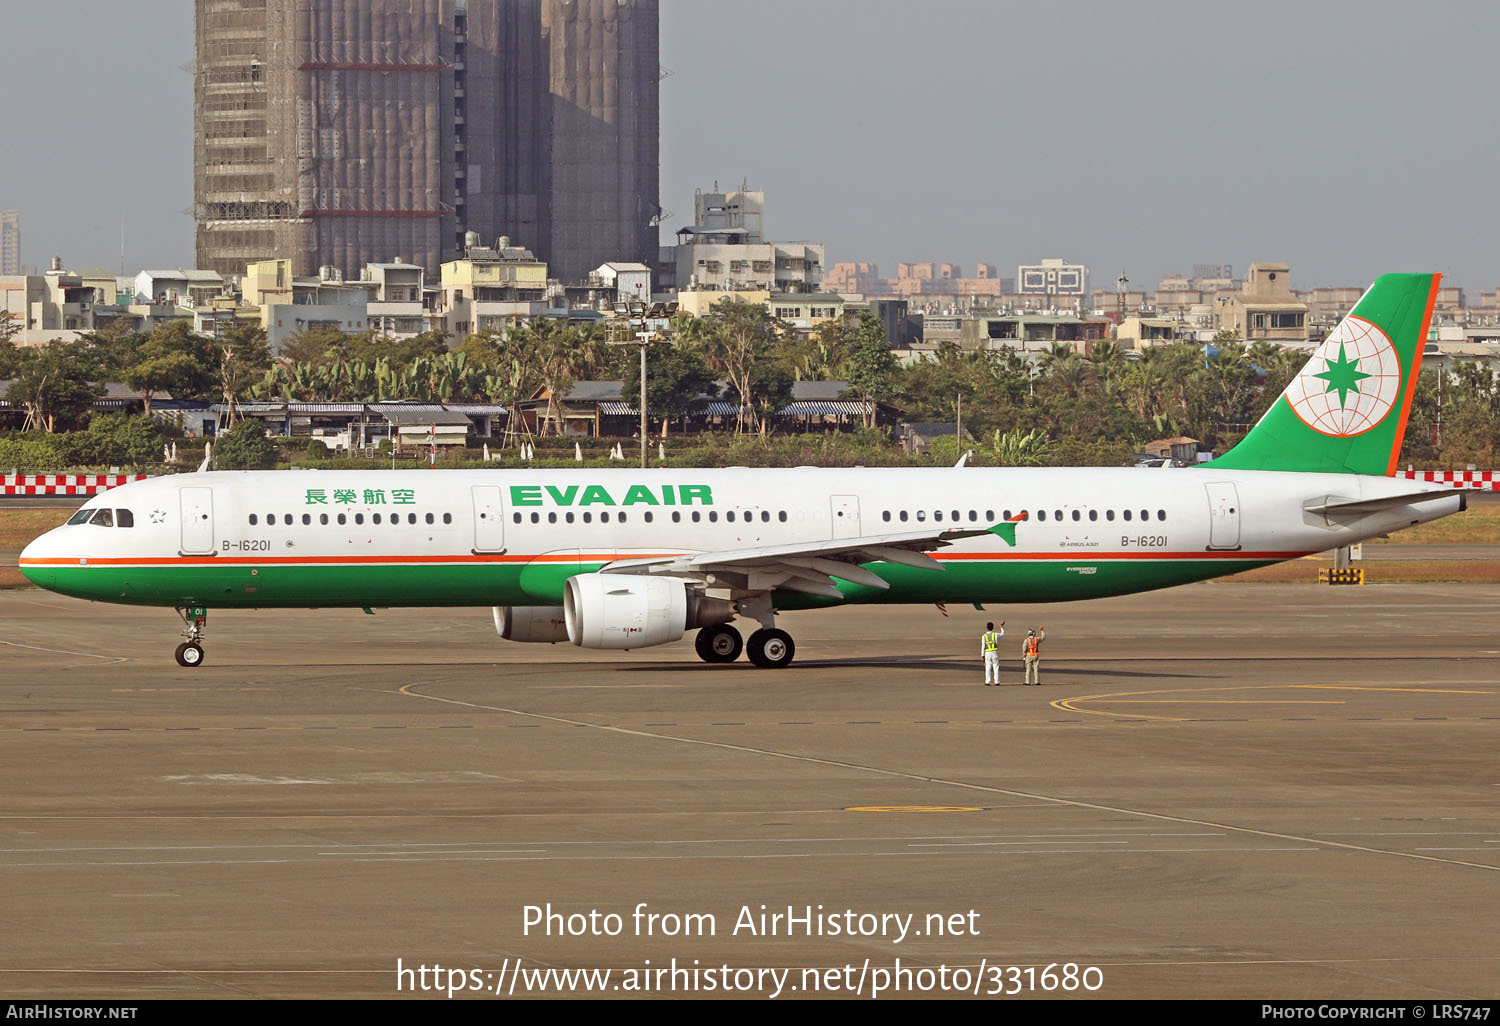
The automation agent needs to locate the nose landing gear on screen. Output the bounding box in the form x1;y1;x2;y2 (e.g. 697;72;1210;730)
174;607;208;668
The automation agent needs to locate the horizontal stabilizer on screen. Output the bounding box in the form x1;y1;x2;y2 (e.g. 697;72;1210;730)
1304;489;1466;516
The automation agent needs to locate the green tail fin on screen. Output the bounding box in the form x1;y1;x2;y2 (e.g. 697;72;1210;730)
1208;272;1440;475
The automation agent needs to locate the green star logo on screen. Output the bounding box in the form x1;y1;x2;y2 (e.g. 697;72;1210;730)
1314;343;1371;409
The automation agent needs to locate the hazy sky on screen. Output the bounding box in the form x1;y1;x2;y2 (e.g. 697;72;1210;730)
5;0;1497;291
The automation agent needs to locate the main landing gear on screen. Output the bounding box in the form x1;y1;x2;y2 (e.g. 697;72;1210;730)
746;627;794;670
694;623;743;663
173;607;208;668
692;623;796;669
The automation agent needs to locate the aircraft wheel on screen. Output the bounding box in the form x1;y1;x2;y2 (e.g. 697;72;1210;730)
695;624;743;663
746;628;795;669
175;642;205;668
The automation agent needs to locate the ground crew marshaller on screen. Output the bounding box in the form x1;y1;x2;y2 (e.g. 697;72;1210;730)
1022;627;1046;685
981;621;1005;685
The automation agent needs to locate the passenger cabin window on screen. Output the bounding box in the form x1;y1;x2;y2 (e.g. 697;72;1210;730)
248;513;259;526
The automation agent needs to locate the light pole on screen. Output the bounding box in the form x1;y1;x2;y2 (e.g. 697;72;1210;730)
614;328;665;469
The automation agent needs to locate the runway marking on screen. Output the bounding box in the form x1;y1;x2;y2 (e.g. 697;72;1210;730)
7;714;1500;735
1053;683;1496;722
845;806;983;813
395;682;1500;876
0;638;128;665
529;684;687;689
1303;685;1494;694
1076;700;1344;705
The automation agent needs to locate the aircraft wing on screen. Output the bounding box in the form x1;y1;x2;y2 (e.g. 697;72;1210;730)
597;527;990;600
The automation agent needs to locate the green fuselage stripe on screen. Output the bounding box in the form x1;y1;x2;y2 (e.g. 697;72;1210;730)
23;556;1278;610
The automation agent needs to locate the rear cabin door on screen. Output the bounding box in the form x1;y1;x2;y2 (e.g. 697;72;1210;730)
179;486;216;556
1205;482;1241;550
830;495;861;539
472;485;506;553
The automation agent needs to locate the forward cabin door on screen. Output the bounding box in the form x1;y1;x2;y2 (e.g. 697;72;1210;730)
472;485;506;553
179;486;216;556
830;495;861;539
1204;482;1241;550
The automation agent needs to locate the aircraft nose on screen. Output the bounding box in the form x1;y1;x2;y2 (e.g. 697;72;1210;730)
18;527;70;587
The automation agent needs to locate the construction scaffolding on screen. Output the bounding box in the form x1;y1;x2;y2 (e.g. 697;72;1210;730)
195;0;659;283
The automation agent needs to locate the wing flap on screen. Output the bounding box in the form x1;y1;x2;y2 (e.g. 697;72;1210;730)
596;526;984;598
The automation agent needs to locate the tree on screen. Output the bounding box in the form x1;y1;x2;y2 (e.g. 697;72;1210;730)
215;324;273;426
0;319;19;378
84;412;166;466
620;342;716;437
6;342;105;432
694;298;782;434
278;326;348;366
215;419;276;470
992;428;1053;467
842;313;898;428
509;318;605;435
122;321;218;415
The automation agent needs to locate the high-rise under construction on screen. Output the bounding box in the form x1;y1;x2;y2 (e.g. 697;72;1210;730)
194;0;659;284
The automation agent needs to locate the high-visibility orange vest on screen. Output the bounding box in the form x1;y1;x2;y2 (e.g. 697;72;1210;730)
1025;636;1040;656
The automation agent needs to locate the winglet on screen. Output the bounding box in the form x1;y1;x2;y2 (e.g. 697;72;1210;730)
986;510;1028;547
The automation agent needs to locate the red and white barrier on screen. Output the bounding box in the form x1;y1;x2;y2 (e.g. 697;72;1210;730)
0;474;152;496
1396;470;1498;490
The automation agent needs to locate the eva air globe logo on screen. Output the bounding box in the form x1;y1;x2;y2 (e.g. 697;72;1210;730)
1283;316;1403;437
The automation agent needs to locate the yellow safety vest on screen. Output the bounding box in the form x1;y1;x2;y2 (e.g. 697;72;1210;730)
983;632;998;652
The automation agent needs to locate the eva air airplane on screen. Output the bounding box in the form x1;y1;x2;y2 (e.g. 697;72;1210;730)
20;273;1465;669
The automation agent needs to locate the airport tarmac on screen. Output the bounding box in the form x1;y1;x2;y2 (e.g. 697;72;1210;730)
0;583;1498;1000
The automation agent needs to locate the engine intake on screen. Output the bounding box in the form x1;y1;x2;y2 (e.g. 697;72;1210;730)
564;573;691;650
492;605;569;643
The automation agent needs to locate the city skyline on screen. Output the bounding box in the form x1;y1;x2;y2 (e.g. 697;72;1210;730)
4;0;1498;290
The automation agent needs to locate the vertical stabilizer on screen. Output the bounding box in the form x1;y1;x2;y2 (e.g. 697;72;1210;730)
1208;273;1440;475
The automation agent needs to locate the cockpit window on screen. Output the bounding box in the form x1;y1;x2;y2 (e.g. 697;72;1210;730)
89;508;114;527
116;509;134;528
67;508;94;525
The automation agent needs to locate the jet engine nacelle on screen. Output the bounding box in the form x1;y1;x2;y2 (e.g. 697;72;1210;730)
563;573;694;650
492;605;570;643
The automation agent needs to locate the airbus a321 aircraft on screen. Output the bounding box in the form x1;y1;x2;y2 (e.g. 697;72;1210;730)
20;273;1465;669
